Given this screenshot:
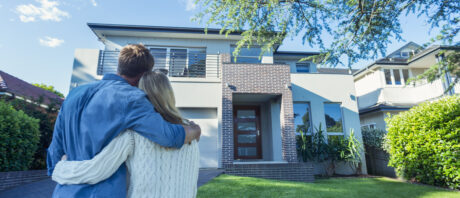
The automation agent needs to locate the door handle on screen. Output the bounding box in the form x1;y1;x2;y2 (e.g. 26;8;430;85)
257;130;260;136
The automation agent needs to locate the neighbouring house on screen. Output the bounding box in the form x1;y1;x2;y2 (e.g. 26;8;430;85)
354;42;460;131
70;23;367;181
353;42;460;177
0;70;63;108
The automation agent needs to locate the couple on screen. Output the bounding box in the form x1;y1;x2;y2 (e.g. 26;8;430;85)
47;44;202;198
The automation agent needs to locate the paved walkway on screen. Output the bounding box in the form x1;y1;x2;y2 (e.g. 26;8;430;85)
0;169;224;198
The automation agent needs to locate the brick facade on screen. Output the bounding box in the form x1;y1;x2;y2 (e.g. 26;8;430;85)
220;54;298;166
224;163;314;182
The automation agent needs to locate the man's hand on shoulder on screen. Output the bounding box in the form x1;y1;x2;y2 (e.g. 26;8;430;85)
183;122;201;144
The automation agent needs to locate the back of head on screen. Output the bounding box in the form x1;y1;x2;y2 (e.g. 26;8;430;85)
138;70;185;125
118;44;154;78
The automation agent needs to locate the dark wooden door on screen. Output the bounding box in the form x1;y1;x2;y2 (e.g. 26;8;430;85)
233;106;262;159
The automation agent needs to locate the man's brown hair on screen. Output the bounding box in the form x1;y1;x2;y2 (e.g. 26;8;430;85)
118;44;154;78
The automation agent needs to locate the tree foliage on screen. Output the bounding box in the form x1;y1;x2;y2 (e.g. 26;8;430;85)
0;100;40;171
194;0;459;88
33;83;64;98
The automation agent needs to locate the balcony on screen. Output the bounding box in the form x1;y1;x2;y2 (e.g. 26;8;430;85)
97;50;220;78
358;79;454;109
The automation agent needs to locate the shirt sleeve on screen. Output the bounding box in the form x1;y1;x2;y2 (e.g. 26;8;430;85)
46;106;65;176
52;131;135;185
124;96;185;148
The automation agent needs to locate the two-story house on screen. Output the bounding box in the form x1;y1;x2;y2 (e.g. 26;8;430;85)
354;42;460;131
70;23;366;181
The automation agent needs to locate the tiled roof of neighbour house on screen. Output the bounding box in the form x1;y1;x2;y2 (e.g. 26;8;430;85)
0;70;64;106
317;68;358;75
353;43;460;77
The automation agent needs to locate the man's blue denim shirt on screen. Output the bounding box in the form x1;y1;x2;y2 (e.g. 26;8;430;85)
47;74;185;198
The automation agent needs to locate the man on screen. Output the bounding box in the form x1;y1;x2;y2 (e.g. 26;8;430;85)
47;44;201;197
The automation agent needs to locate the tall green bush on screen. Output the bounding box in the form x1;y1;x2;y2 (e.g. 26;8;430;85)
0;100;40;171
362;128;386;150
385;95;460;189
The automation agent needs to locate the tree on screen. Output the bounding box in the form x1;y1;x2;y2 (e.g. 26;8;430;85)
194;0;459;90
33;83;64;98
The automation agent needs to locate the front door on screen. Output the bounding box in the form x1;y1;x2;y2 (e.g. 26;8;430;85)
233;106;262;159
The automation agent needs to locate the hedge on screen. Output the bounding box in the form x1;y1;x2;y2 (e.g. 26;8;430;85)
385;95;460;189
0;100;40;171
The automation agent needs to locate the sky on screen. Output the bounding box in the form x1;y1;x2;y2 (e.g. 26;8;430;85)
0;0;450;96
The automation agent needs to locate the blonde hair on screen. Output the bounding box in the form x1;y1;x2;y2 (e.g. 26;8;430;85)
138;70;186;125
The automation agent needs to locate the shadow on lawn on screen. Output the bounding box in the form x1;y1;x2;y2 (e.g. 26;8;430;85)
197;175;459;198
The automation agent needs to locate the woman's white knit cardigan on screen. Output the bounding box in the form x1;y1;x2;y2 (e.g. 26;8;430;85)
52;130;200;198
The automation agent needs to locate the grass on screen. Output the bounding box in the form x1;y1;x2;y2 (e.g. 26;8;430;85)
197;175;460;198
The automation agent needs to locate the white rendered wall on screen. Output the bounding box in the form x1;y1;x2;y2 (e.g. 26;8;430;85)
291;73;367;174
70;49;102;91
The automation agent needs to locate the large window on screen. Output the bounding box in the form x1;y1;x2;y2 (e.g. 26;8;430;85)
324;103;343;133
296;62;310;73
148;47;206;77
230;46;262;63
294;103;312;135
384;69;410;86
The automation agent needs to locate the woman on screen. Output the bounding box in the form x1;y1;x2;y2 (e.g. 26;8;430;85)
52;70;200;198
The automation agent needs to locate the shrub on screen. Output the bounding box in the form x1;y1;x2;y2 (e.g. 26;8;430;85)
362;128;386;150
0;100;40;171
7;97;59;169
385;95;460;189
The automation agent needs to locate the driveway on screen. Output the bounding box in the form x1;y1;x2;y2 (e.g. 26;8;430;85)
0;169;224;198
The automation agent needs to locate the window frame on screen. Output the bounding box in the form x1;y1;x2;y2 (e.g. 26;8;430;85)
382;68;412;87
295;62;311;73
323;102;345;135
230;45;262;64
293;102;313;136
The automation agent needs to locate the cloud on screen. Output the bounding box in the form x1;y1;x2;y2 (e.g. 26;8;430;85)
39;37;64;47
90;0;97;7
183;0;196;11
16;0;70;22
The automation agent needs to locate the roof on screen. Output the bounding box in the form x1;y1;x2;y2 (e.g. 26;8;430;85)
353;43;460;77
0;70;63;105
88;23;246;36
359;103;413;115
317;68;358;75
274;51;320;56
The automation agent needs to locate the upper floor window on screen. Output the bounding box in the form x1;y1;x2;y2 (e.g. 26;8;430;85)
148;47;206;78
294;103;312;135
401;51;410;58
384;69;410;86
324;103;343;134
231;46;262;64
296;62;310;73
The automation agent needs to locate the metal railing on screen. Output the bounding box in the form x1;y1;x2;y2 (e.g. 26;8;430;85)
97;50;220;78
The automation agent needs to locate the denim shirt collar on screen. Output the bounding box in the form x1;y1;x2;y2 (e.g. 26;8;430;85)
102;74;128;83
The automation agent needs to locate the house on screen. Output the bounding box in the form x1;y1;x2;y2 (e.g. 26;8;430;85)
70;23;367;181
354;42;460;131
0;70;63;108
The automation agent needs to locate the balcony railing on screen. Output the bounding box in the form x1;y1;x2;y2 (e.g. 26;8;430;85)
97;50;220;78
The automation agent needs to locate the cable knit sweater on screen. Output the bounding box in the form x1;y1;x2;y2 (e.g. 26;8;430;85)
52;130;200;198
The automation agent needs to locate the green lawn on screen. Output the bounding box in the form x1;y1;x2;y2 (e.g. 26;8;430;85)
197;175;460;198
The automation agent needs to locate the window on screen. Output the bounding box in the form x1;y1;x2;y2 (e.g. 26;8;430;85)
148;47;206;77
394;69;402;85
324;103;343;133
294;103;312;135
401;51;410;58
384;69;392;85
402;69;409;84
361;123;376;130
231;46;262;63
296;62;310;73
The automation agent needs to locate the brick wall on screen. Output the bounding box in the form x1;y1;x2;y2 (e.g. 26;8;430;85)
224;163;314;182
221;54;297;166
0;170;48;191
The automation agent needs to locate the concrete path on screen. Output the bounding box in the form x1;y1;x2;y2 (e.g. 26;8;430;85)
0;169;224;198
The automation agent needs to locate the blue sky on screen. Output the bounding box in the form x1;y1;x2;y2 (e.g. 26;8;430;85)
0;0;448;96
